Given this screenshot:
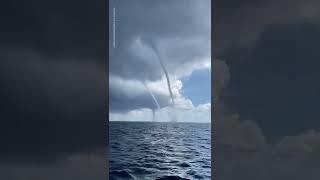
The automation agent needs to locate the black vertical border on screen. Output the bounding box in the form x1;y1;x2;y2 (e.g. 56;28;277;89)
211;0;215;179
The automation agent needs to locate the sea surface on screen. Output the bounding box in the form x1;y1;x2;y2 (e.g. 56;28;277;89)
109;121;211;180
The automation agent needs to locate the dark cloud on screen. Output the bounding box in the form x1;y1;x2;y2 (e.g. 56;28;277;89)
0;48;106;161
215;0;320;179
216;114;320;180
223;23;320;138
0;1;107;176
0;152;107;179
1;0;105;61
213;0;320;53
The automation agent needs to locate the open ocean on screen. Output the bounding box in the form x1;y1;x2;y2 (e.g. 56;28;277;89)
109;121;211;180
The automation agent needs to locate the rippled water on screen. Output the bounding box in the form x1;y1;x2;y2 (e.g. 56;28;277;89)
109;121;211;180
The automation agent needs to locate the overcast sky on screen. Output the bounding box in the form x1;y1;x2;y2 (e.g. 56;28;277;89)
109;0;211;122
0;0;107;179
2;0;320;179
214;0;320;179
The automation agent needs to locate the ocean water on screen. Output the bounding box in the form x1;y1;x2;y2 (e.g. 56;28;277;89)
109;121;211;180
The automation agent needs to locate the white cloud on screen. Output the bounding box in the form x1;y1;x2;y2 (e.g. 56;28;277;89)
109;75;194;112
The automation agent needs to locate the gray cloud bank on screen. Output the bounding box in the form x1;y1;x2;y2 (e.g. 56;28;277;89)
0;152;106;180
215;57;320;179
214;1;320;178
216;113;320;180
0;0;107;179
215;59;320;179
214;0;320;52
0;45;107;171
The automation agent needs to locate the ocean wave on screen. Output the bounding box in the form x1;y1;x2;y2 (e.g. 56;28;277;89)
109;122;211;180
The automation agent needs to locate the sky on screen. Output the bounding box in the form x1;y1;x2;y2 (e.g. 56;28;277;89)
214;0;320;179
2;0;320;179
109;0;211;123
214;0;320;139
181;69;211;105
0;0;107;179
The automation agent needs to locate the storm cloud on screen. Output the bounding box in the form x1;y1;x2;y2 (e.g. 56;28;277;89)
214;0;320;179
215;47;320;180
0;0;107;179
214;0;320;53
109;0;211;114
